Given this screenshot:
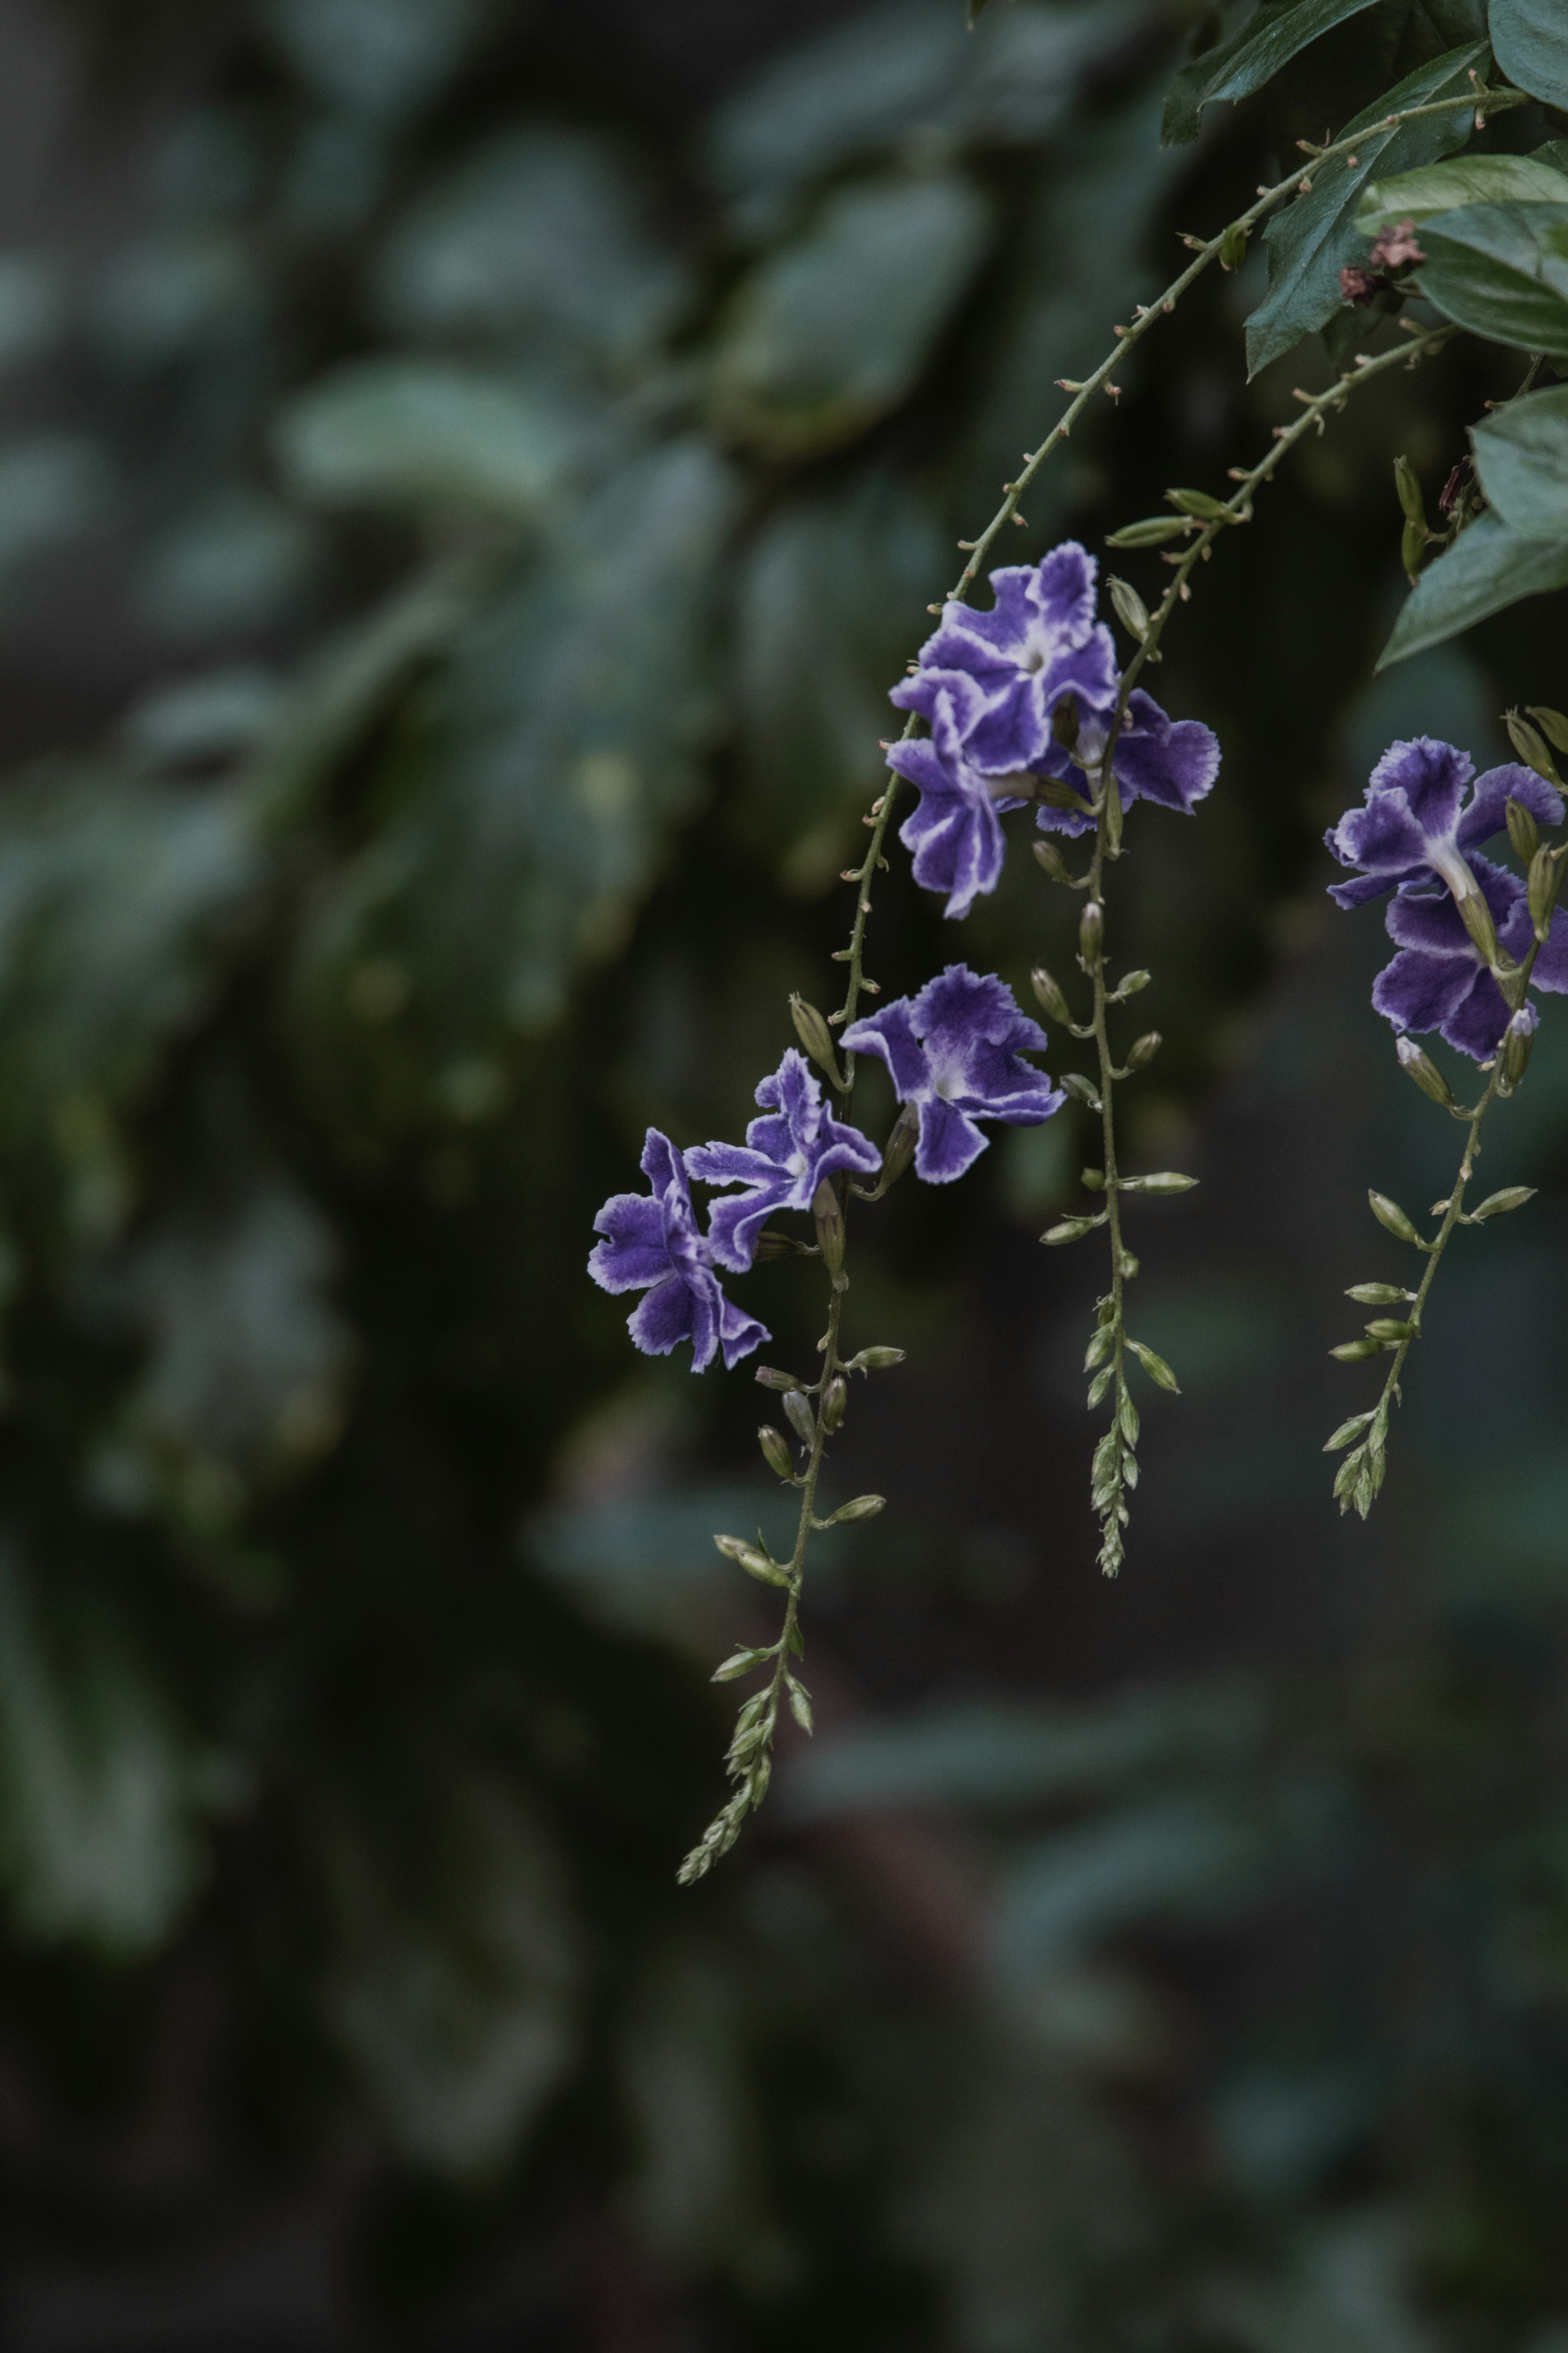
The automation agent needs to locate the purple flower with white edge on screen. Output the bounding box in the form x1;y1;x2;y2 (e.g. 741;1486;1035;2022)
589;1129;769;1370
1325;736;1562;910
885;680;1011;921
1372;855;1568;1061
1029;687;1221;840
841;964;1064;1183
687;1049;881;1273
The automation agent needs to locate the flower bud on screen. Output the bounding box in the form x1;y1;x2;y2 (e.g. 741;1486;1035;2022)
791;994;844;1085
1331;1338;1383;1361
1116;969;1152;997
1364;1317;1415;1343
1528;845;1564;941
821;1376;848;1432
752;1229;803;1260
812;1178;846;1283
871;1100;918;1194
1527;704;1568;754
783;1388;817;1447
1105;515;1192;548
1079;901;1104;967
1119;1171;1197;1194
1042;1216;1098;1245
844;1345;906;1372
1345;1282;1412;1305
1454;884;1499;966
1108;575;1149;644
1035;777;1094;814
1470;1184;1536;1221
1218;220;1248;273
1395;1034;1453;1107
1503;1004;1537;1086
1165;487;1232;520
1081;1167;1105;1191
755;1365;804;1390
714;1534;791;1587
827;1493;884;1523
758;1425;794;1480
1400;517;1428;585
1126;1030;1162;1069
1506;793;1543;865
1051;693;1080;752
1060;1073;1102;1108
1031;965;1071;1024
1505;712;1561;786
1032;837;1074;885
1369;1190;1425;1245
1393;453;1425;526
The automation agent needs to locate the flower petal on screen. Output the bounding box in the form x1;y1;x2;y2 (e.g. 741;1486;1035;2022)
1457;759;1565;850
717;1289;771;1370
1438;967;1513;1061
627;1270;699;1359
1112;691;1220;816
1372;736;1472;841
840;999;930;1100
1371;944;1478;1036
915;1095;989;1183
588;1191;671;1295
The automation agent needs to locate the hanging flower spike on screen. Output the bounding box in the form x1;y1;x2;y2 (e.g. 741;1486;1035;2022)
687;1050;881;1274
1325;736;1563;910
894;543;1219;839
589;1129;770;1369
842;965;1064;1183
884;680;1013;920
1372;856;1568;1060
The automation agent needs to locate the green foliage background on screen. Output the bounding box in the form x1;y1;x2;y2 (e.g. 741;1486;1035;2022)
0;0;1566;2344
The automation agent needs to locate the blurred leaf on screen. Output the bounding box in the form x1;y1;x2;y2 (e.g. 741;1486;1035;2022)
272;357;586;520
782;1685;1263;1822
1471;384;1568;536
0;1548;214;1954
733;472;943;888
948;1;1146;148
531;1483;804;1642
0;434;109;583
326;1780;578;2177
1354;152;1568;234
993;1798;1270;1974
1378;510;1568;666
1161;0;1384;146
377;128;692;366
122;667;287;772
264;0;489;120
1489;0;1568;110
1414;201;1568;356
710;172;993;462
90;232;259;366
0;253;65;373
1200;2213;1439;2353
1244;42;1485;378
138;485;317;639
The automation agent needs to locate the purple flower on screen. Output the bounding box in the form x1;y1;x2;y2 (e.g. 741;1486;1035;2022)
1325;736;1562;910
589;1129;769;1370
687;1050;881;1273
884;681;1010;921
1372;855;1568;1060
841;964;1063;1183
891;542;1221;853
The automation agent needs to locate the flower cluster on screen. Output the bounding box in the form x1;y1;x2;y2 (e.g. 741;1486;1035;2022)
589;992;1061;1367
1325;736;1568;1058
887;541;1220;917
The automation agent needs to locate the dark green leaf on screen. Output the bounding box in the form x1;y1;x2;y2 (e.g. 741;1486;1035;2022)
709;174;993;462
1471;384;1568;537
1415;202;1568;356
272;357;586;520
1377;509;1568;668
1490;0;1568;109
1244;42;1487;377
1161;0;1384;147
1354;153;1568;235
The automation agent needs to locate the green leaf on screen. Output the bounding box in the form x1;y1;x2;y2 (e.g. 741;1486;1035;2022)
1472;385;1568;537
1414;202;1568;357
1244;42;1488;378
710;173;993;462
1128;1339;1181;1394
272;357;585;520
1161;0;1385;146
1354;153;1568;236
1377;509;1568;668
1490;0;1568;109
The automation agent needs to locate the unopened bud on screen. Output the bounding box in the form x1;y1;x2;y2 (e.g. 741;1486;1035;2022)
1126;1030;1162;1069
828;1493;884;1523
1079;900;1104;966
1502;1004;1538;1086
752;1229;802;1260
1105;514;1192;548
1364;1317;1415;1343
1527;704;1568;754
1470;1184;1536;1220
1032;837;1074;885
821;1376;848;1432
1165;486;1232;520
791;994;844;1083
1369;1190;1425;1245
1393;454;1425;526
1116;969;1152;997
714;1533;791;1587
1400;517;1427;585
1331;1338;1383;1361
812;1178;846;1282
1454;884;1499;966
784;1388;816;1447
1529;844;1564;940
1396;1034;1453;1106
1505;712;1561;786
755;1365;804;1391
1081;1167;1105;1190
878;1101;919;1191
1108;575;1149;643
1042;1215;1098;1245
1218;219;1248;272
844;1345;906;1373
1345;1282;1412;1305
1060;1072;1102;1108
1031;965;1071;1023
1103;772;1124;856
1051;693;1080;752
1506;791;1542;862
758;1425;794;1479
1119;1171;1197;1194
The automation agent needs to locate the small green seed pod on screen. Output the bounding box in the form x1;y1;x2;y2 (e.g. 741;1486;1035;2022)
1031;965;1071;1024
1079;901;1104;967
813;1178;846;1281
759;1425;794;1480
821;1376;849;1433
1126;1030;1162;1069
1395;1035;1453;1107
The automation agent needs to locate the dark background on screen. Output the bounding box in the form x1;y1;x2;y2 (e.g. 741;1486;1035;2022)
0;0;1566;2346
